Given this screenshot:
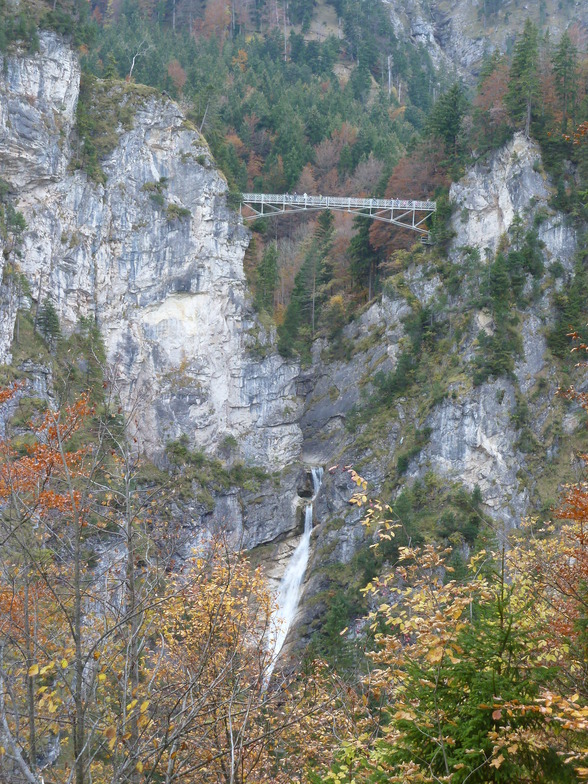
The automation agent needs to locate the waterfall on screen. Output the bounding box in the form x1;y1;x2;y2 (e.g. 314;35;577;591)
267;467;323;680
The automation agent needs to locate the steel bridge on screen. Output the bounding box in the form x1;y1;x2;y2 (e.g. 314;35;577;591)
240;193;436;240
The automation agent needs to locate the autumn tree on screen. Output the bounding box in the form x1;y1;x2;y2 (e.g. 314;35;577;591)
322;430;588;784
0;386;359;784
0;388;101;784
472;53;512;153
369;140;448;255
167;58;187;94
202;0;231;41
0;386;172;784
353;545;575;783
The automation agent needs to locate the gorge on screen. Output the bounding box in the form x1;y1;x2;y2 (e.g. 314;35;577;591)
0;29;586;660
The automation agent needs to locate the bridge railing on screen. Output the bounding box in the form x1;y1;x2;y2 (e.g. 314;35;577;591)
241;193;436;211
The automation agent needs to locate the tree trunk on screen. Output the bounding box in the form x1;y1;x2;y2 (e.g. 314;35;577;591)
23;578;37;775
524;98;531;138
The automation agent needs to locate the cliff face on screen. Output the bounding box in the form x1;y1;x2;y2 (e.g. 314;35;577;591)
0;32;302;468
384;0;587;80
298;133;582;599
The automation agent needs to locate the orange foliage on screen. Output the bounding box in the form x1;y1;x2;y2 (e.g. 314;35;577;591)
167;58;187;93
296;163;318;194
225;130;247;159
247;152;263;185
0;392;92;519
369;140;448;254
232;48;248;72
473;60;511;141
202;0;231;41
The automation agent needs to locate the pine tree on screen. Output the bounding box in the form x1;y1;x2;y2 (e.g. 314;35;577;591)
255;242;278;313
552;31;578;133
278;212;334;357
36;298;61;348
103;52;119;79
427;82;469;157
349;215;379;299
507;19;540;138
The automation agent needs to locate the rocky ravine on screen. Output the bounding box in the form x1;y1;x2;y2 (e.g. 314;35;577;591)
1;36;586;648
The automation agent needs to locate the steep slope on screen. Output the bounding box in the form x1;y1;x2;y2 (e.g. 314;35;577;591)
291;131;587;646
0;32;301;468
383;0;587;80
1;34;587;658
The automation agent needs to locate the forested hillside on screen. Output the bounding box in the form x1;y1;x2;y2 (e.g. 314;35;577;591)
1;0;588;781
2;0;586;353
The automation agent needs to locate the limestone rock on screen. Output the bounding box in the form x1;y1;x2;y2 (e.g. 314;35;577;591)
0;33;302;470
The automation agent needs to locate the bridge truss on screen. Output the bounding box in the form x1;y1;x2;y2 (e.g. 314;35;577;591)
240;193;436;240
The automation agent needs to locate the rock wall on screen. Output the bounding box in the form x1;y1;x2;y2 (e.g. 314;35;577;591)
299;133;581;553
0;33;302;468
384;0;587;81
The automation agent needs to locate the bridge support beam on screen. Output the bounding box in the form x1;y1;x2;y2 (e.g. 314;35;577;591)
240;193;436;240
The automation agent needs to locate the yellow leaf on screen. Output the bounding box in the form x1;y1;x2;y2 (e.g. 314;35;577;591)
28;664;39;677
426;647;444;664
140;701;149;713
136;761;144;772
61;659;68;669
98;674;106;682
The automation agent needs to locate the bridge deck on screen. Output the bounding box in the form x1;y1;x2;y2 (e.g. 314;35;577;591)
240;193;436;238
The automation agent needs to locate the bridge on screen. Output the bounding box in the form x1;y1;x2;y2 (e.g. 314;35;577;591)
240;193;436;239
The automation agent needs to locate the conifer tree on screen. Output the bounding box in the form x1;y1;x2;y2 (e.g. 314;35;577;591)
507;19;540;138
255;242;278;313
36;298;61;349
427;82;469;158
278;211;334;357
552;31;579;132
349;215;379;299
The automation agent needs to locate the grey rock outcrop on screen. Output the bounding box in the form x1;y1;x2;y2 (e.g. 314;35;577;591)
383;0;587;83
0;33;302;469
297;133;580;547
451;134;576;262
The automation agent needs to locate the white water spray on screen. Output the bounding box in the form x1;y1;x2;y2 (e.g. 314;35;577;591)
267;467;323;679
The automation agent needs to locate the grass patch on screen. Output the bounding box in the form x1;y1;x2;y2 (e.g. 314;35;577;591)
73;74;159;183
165;435;269;503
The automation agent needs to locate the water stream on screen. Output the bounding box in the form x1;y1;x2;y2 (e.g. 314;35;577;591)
266;467;323;680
